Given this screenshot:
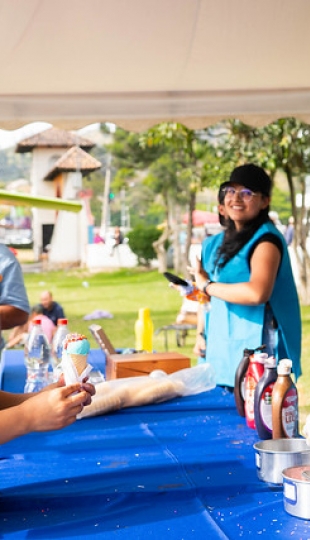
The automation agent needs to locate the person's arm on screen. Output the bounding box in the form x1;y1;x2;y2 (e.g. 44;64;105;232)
192;241;281;306
193;303;206;356
0;246;30;328
6;325;29;348
0;380;95;445
0;306;29;330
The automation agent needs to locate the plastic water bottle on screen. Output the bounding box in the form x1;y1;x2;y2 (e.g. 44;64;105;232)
52;318;69;381
24;317;51;392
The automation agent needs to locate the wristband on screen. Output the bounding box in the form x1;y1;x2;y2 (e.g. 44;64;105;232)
202;280;214;295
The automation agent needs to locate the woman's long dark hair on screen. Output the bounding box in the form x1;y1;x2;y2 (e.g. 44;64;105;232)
214;207;270;269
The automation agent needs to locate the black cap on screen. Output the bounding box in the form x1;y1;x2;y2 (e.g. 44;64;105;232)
228;164;271;196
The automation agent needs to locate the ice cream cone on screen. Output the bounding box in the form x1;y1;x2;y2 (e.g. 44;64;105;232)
62;333;91;383
69;353;87;376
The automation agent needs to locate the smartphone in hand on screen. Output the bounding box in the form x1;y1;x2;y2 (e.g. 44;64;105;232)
163;272;188;287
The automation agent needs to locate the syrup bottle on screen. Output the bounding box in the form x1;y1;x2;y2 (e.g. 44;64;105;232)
272;359;298;439
244;350;268;429
234;348;254;417
254;356;277;439
234;345;266;417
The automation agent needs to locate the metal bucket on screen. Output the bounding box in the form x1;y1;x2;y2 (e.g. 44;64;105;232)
254;438;310;485
283;465;310;519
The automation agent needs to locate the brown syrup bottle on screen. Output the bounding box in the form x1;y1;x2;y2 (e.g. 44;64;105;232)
272;359;298;439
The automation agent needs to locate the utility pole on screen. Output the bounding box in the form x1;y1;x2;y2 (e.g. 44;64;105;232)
120;188;126;229
100;154;111;239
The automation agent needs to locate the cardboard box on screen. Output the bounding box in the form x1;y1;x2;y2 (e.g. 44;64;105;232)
105;351;191;380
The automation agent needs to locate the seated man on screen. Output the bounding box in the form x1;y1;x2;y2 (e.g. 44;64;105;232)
40;290;65;326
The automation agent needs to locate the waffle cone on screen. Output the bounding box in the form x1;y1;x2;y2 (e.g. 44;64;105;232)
69;353;87;376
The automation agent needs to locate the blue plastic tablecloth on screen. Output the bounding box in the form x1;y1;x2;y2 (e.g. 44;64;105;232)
1;349;310;539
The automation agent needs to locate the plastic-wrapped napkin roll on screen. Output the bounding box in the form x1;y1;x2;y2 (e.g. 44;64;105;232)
62;333;92;385
78;363;216;418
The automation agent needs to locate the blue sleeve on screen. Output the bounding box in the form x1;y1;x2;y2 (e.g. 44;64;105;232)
57;304;65;319
0;245;30;313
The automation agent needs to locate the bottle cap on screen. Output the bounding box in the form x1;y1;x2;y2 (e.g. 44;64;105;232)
58;319;68;325
33;317;42;325
139;308;150;316
277;358;292;375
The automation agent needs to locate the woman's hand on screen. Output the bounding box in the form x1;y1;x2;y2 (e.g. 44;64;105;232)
193;334;206;357
187;256;209;291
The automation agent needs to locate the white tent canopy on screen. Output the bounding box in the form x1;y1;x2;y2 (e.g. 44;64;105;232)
1;0;310;131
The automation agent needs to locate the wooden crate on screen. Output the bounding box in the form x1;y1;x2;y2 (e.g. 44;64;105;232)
105;351;191;380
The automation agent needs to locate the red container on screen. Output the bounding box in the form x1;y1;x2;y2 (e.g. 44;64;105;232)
244;352;268;429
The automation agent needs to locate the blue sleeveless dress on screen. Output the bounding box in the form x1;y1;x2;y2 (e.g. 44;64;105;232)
201;222;301;387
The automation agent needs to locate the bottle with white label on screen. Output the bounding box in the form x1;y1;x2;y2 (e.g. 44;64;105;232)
271;359;298;439
254;356;277;439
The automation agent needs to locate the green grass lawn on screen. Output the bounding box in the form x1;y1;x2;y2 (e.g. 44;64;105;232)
21;267;189;353
8;266;310;426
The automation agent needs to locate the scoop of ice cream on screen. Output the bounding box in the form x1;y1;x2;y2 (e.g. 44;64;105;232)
63;333;90;355
62;333;91;377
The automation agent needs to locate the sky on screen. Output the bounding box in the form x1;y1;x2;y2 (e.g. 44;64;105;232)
0;122;102;150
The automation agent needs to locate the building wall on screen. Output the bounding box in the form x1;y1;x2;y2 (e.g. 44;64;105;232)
31;148;63;259
48;171;88;266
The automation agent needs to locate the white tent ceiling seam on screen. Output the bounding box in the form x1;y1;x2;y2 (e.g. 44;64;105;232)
0;89;310;132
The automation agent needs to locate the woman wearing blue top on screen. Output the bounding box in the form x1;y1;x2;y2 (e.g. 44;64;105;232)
192;163;301;389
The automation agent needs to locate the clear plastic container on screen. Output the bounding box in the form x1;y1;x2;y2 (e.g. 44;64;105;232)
24;317;51;392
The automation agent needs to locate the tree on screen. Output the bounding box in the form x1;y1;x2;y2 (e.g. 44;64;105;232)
127;224;162;267
138;123;211;274
106;127;165;228
108;123;212;274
